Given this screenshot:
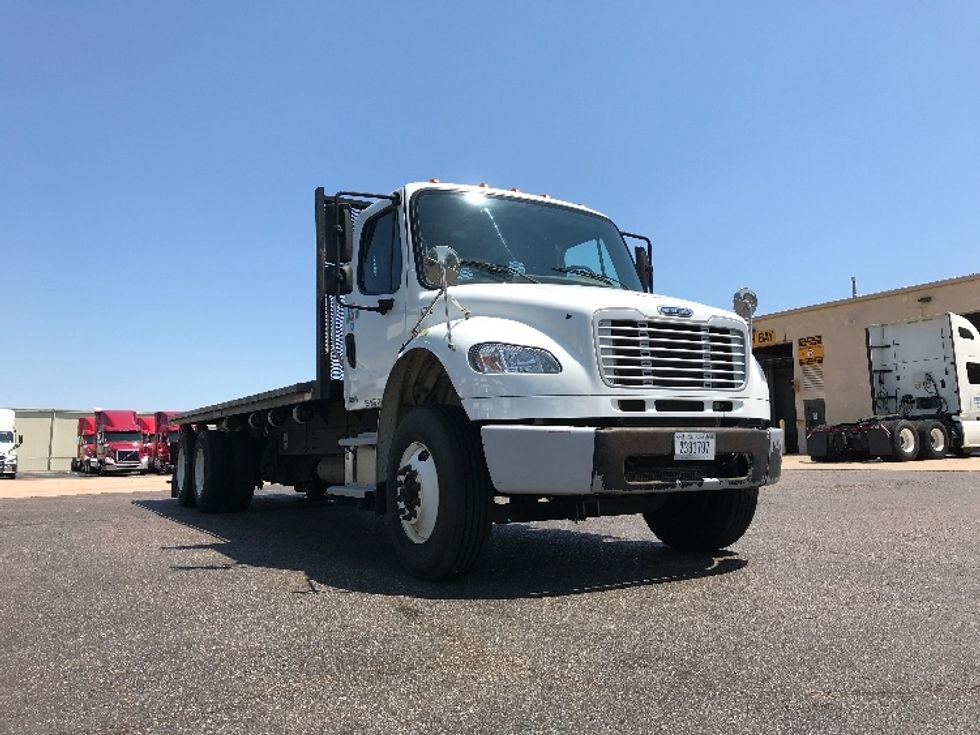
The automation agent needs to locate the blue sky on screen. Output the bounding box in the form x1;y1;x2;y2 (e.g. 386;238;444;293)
2;1;978;409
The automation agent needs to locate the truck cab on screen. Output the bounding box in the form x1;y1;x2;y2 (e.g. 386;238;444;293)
137;415;156;473
334;183;779;492
0;409;21;479
72;416;97;473
94;410;144;474
151;411;179;473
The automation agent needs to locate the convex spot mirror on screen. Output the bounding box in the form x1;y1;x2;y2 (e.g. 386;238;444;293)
425;245;461;287
732;287;758;321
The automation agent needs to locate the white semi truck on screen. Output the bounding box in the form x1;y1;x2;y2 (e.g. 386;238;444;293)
0;409;22;479
170;182;783;579
808;312;980;461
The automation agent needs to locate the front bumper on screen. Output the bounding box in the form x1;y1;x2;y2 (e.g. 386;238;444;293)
480;425;783;495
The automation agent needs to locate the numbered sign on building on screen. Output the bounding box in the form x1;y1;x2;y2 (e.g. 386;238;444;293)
798;335;825;365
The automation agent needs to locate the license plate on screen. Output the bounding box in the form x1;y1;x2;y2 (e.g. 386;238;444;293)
674;432;716;460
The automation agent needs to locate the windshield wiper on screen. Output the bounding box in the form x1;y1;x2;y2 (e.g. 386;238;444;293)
552;266;623;288
459;259;540;284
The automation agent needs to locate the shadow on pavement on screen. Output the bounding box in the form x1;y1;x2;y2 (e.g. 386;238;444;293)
133;493;747;600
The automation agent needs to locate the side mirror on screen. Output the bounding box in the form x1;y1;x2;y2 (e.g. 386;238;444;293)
315;188;354;264
424;246;461;287
332;203;354;263
324;263;354;295
16;434;23;447
634;246;652;292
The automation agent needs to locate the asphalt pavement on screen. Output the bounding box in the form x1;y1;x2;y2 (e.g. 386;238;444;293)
0;470;978;734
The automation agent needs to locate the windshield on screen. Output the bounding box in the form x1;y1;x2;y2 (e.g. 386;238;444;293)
105;431;141;443
0;431;13;443
412;190;644;291
168;431;179;443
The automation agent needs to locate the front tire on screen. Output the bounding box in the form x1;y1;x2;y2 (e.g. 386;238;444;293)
643;487;759;551
386;406;492;580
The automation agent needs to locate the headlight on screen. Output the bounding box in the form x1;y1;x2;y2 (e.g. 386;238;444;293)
468;343;561;374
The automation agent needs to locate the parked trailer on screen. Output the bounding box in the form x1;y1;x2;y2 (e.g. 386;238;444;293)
92;410;145;475
70;416;97;473
808;313;980;461
0;409;22;479
170;182;783;579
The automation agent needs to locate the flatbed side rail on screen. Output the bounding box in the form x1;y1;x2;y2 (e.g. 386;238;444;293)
172;382;317;425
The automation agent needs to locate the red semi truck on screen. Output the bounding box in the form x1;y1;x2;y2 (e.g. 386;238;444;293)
71;416;97;473
93;410;144;475
138;415;156;473
149;411;180;473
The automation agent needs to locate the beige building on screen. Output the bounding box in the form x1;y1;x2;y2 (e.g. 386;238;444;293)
11;409;91;472
752;273;980;454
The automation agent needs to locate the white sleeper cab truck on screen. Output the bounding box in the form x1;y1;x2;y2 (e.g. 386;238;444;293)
0;409;22;479
170;182;783;579
808;313;980;461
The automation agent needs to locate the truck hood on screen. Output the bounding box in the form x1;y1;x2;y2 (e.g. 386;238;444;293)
106;442;142;451
444;283;744;330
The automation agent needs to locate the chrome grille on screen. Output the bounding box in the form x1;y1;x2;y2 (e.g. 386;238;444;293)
597;319;746;389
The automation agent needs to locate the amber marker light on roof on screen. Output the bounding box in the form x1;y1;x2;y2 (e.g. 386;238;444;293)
429;178;440;183
510;187;520;192
478;182;489;188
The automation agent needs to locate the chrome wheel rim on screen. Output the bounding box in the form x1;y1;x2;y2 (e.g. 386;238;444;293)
194;444;206;498
929;427;945;453
396;441;439;544
176;448;187;489
898;427;916;453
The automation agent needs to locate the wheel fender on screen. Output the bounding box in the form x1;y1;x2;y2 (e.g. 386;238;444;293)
403;315;590;400
377;348;461;503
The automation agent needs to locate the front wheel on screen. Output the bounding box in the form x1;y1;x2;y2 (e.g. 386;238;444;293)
386;406;492;580
643;487;759;551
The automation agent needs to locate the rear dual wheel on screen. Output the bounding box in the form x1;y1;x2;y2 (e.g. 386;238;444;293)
173;428;256;512
890;419;948;461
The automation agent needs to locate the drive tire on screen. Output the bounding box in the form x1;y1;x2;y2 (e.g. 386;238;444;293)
386;405;492;580
643;487;759;552
890;419;919;462
193;429;230;514
917;420;948;460
174;431;196;507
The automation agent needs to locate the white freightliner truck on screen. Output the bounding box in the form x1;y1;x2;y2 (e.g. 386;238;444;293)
0;409;22;479
807;313;980;461
170;182;783;579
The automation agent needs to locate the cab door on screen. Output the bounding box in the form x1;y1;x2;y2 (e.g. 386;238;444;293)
343;205;408;409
